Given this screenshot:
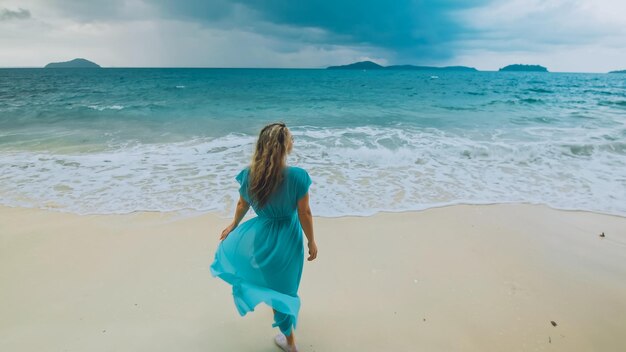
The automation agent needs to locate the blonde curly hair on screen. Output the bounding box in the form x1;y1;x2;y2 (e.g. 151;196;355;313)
249;122;292;207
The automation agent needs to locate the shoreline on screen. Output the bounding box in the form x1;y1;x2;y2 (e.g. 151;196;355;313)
1;200;625;220
1;203;625;351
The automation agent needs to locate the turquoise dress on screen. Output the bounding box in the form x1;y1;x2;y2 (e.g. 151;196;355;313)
210;166;312;336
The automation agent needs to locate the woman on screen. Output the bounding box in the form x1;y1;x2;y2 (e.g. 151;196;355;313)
210;122;317;352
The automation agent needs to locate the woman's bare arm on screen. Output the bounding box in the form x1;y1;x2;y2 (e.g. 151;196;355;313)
297;192;317;261
220;195;250;240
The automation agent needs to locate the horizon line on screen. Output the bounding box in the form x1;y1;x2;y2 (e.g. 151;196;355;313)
0;66;616;74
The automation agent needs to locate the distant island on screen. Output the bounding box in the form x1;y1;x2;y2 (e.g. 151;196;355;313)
44;58;101;68
608;69;626;74
499;64;548;72
327;61;478;72
328;61;384;70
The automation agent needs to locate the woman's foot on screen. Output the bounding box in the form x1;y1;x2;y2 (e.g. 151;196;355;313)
274;334;298;352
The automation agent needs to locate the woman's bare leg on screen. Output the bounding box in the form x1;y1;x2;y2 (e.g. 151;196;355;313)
273;309;296;346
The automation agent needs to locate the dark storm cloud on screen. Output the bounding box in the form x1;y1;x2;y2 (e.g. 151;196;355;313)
150;0;489;62
0;8;31;21
29;0;490;62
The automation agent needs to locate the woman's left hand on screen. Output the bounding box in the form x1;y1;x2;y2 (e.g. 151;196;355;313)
220;223;236;240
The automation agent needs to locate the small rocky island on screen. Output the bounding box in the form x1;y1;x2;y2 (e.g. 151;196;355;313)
327;61;478;72
499;64;548;72
328;61;384;70
44;58;101;68
608;69;626;74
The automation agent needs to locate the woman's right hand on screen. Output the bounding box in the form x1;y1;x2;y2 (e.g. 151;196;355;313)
220;223;236;241
307;241;318;261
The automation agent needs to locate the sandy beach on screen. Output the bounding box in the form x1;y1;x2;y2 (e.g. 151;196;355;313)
1;203;625;351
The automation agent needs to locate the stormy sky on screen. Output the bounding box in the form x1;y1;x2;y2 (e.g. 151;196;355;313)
0;0;625;72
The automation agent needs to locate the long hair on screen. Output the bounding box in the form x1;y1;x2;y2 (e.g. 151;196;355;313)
249;122;291;207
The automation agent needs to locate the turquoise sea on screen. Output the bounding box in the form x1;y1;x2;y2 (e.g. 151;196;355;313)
1;68;625;216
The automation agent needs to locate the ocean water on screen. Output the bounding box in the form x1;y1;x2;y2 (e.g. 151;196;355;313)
1;68;625;217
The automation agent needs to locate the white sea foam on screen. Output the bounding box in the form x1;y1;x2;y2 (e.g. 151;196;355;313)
0;126;625;217
87;105;124;111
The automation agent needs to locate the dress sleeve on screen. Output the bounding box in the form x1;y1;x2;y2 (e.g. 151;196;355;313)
235;168;250;203
295;169;312;201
